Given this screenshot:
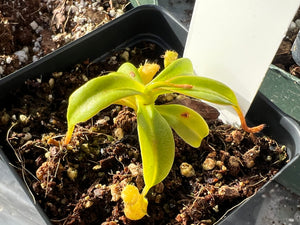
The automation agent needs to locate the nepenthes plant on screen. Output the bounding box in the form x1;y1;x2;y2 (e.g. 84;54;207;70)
64;50;264;220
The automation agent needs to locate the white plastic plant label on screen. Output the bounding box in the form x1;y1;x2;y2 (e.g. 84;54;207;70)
184;0;300;125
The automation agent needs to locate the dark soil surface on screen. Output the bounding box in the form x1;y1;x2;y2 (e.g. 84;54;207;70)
0;42;288;225
0;0;129;77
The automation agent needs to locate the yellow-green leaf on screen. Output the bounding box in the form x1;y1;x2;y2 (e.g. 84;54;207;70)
136;104;174;194
66;73;144;141
117;62;143;83
156;104;209;148
164;75;239;106
151;58;194;83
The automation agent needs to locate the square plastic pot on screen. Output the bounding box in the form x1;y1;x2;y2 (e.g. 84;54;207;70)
0;5;299;225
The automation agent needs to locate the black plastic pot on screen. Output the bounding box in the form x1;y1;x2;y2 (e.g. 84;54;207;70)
0;5;299;225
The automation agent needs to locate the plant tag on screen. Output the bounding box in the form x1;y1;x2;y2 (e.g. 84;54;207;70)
184;0;300;125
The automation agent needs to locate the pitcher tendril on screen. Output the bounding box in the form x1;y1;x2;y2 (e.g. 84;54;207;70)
64;50;264;220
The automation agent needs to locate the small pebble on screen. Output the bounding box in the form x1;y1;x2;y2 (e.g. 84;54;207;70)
6;56;12;64
230;130;243;144
295;19;300;28
180;162;195;177
243;146;260;168
288;21;297;31
114;127;124;140
23;133;32;141
109;9;116;17
128;163;142;177
82;74;88;82
84;200;93;208
1;112;10;124
93;165;102;170
36;26;43;34
32;55;39;62
14;48;28;63
33;41;41;53
212;205;219;212
48;94;53;101
155;194;162;204
110;184;121;201
120;51;129;61
30;21;38;30
154;182;164;194
116;9;124;18
202;158;216;171
49;78;55;88
45;151;51;159
67;167;78;181
19;114;28;124
266;155;272;161
52;72;63;78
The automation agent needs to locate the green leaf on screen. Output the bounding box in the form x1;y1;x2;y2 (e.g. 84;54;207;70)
163;76;239;106
156;104;209;148
67;73;144;129
136;104;174;194
117;62;143;83
130;0;158;7
151;58;194;83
